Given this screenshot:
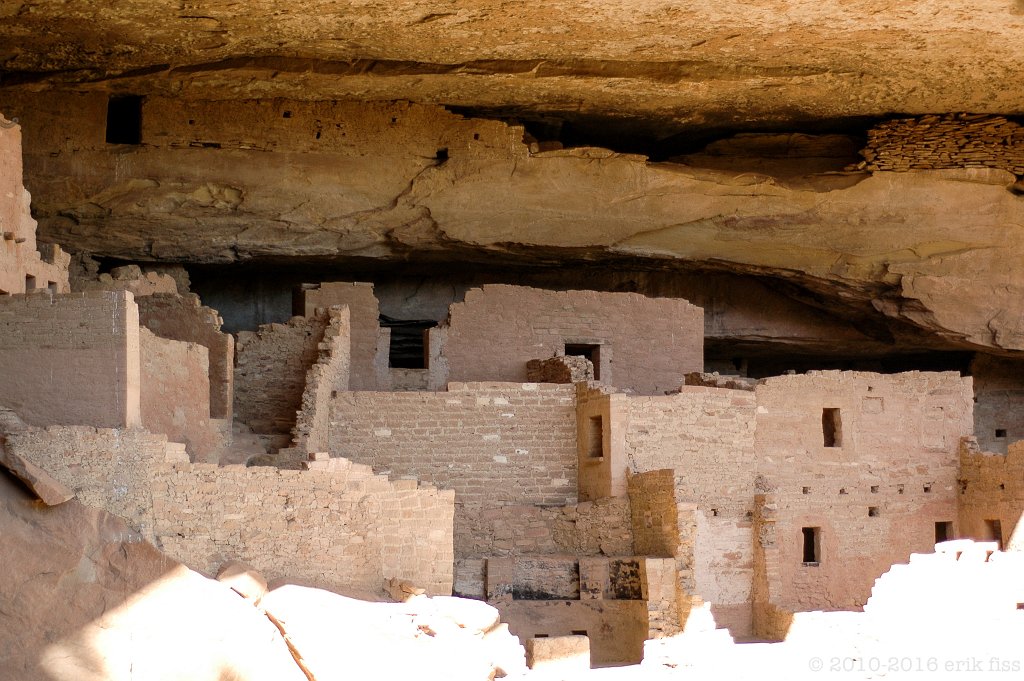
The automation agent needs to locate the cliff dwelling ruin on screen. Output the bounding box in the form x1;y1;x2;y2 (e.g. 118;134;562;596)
3;3;1024;680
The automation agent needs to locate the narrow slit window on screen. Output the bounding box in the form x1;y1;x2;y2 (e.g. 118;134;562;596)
822;408;842;447
564;343;601;380
802;527;820;564
105;95;143;144
934;521;953;544
587;415;603;458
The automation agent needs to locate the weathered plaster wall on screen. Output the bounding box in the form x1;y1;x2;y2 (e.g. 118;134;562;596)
754;371;972;614
441;285;703;395
137;293;234;419
0;291;140;428
139;327;223;463
959;439;1024;550
234;313;328;433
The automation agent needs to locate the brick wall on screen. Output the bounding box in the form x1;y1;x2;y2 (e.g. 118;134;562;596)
139;327;225;462
330;382;577;508
234;314;328;433
137;293;234;419
441;285;703;395
754;371;972;614
0;115;69;297
959;439;1024;550
628;469;680;558
300;282;383;390
0;291;140;428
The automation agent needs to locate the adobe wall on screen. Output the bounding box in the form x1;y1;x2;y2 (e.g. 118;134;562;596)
959;439;1024;550
300;282;384;390
137;293;235;419
970;353;1024;454
5;423;455;596
0;291;141;428
754;371;972;614
139;327;224;463
441;285;703;395
0;115;69;297
330;382;577;508
234;314;329;433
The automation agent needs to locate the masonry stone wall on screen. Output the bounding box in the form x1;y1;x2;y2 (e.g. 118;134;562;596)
234;314;328;433
455;496;632;560
155;454;454;596
137;293;234;419
0;291;140;428
289;306;351;455
0;115;69;297
628;469;680;558
2;425;169;537
970;354;1024;454
959;439;1024;550
441;285;703;395
5;423;454;595
526;355;594;384
754;371;972;614
139;327;224;463
855;114;1024;175
300;282;383;390
330;382;577;508
620;386;758;636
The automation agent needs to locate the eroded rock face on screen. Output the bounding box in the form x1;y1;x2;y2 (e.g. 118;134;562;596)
5;93;1024;353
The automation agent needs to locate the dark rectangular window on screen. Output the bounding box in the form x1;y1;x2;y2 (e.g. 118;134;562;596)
935;521;953;544
996;429;1008;439
587;416;603;458
822;408;842;447
381;316;436;369
802;527;820;564
868;507;880;517
564;343;601;380
105;95;144;144
24;275;35;292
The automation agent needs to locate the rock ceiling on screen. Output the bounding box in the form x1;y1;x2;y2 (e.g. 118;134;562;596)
5;1;1024;135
